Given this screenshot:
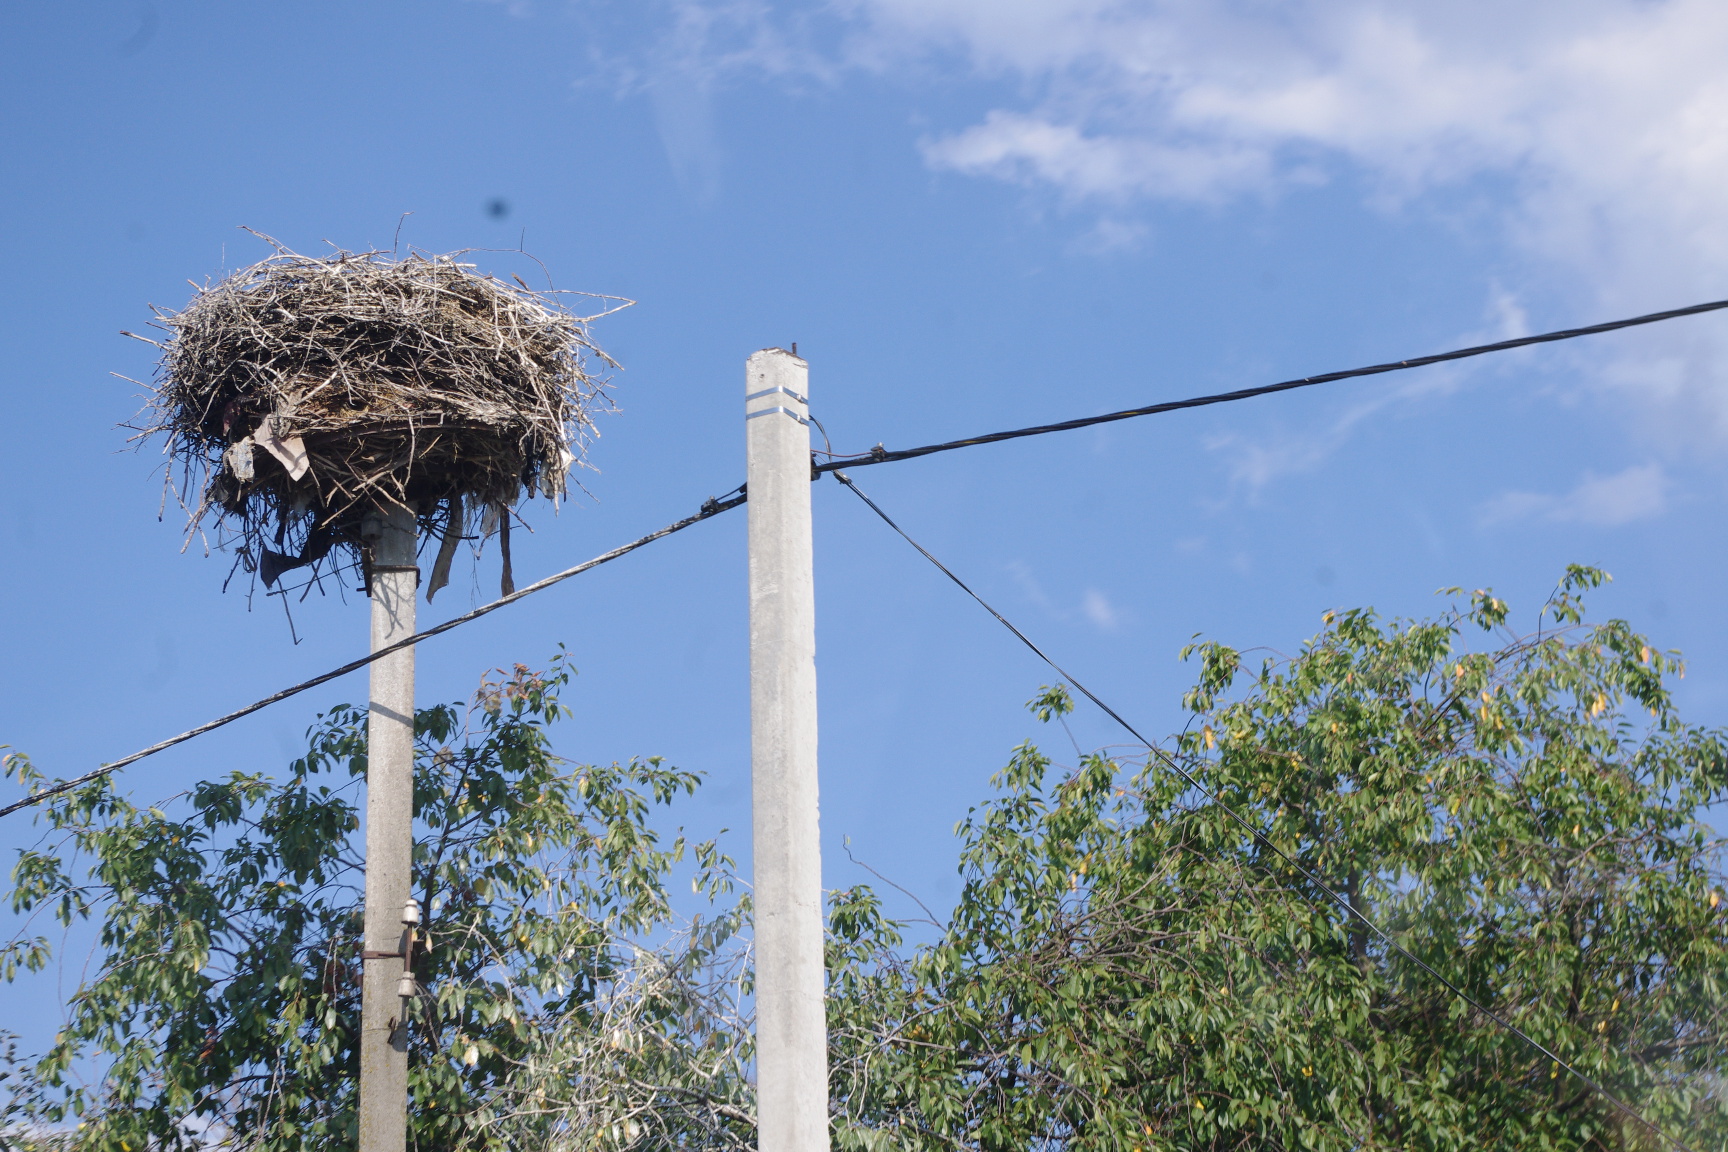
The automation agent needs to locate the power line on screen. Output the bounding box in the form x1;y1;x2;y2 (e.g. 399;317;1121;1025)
814;296;1728;475
0;491;746;821
2;302;1716;1141
12;295;1727;820
830;468;1694;1152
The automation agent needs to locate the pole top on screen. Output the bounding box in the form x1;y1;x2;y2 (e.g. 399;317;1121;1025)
749;346;806;366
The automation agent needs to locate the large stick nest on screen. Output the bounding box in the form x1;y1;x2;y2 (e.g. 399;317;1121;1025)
136;242;625;594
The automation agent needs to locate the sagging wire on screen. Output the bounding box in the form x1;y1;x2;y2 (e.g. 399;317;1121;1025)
0;490;747;820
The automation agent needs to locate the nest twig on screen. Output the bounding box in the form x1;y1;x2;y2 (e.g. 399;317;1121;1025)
133;236;627;595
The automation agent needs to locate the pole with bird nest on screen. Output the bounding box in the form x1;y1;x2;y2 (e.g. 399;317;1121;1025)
139;237;623;1151
358;501;418;1152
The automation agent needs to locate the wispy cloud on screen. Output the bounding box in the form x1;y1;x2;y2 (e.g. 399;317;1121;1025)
920;111;1272;204
1067;217;1150;255
846;1;1728;433
1081;588;1120;630
578;0;1728;434
1200;286;1534;494
1480;464;1669;527
578;0;833;201
1007;561;1126;631
465;0;535;16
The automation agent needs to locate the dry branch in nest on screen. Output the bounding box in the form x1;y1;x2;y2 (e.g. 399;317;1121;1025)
135;239;627;598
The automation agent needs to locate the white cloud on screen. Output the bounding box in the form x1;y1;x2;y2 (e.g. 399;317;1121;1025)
1081;588;1120;630
1481;464;1669;527
579;1;830;200
850;1;1728;218
1068;216;1150;255
1008;562;1127;630
1200;287;1531;494
837;0;1728;434
597;0;1728;436
920;111;1272;203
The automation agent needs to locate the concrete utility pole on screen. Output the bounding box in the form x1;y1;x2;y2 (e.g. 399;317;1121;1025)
746;348;830;1152
358;504;417;1152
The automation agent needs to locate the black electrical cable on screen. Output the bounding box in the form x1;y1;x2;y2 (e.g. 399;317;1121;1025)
16;296;1726;820
3;294;1718;1139
830;468;1694;1152
0;491;747;820
814;296;1728;475
13;296;1726;827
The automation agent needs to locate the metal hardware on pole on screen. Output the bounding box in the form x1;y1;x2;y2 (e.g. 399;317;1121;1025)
746;348;830;1152
358;504;417;1152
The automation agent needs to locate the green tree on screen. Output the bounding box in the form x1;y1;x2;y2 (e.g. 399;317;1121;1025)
3;655;739;1151
7;571;1727;1152
831;569;1728;1150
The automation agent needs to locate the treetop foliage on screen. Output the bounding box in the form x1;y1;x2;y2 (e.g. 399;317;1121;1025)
5;568;1726;1151
5;654;738;1151
829;566;1728;1150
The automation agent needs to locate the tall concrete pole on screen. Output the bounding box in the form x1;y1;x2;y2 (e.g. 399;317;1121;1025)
358;504;417;1152
746;348;829;1152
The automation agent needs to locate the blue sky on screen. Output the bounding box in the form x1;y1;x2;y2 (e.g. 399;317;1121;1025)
6;0;1728;1049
